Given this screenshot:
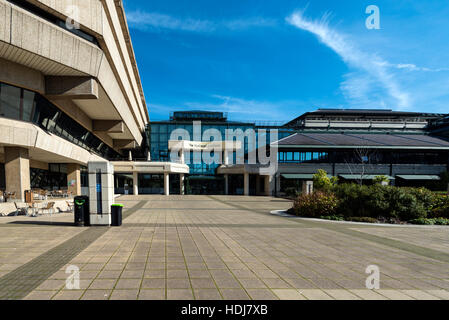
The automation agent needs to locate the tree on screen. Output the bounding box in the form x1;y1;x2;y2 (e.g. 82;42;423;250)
313;169;338;191
374;175;390;186
344;146;379;186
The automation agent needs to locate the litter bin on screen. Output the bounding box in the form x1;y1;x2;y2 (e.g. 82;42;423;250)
111;204;123;227
74;196;90;227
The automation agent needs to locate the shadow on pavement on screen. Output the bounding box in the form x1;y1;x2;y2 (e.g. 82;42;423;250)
7;221;76;227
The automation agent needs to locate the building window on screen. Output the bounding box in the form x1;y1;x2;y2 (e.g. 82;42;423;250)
0;82;120;160
277;151;329;163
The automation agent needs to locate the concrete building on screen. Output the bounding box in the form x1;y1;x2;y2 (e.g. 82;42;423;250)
0;0;149;201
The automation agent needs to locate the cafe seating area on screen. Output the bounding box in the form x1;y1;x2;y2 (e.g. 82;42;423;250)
0;189;75;217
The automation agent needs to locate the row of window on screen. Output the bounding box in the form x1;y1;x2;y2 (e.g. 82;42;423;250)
278;152;330;163
0;82;120;159
277;150;449;165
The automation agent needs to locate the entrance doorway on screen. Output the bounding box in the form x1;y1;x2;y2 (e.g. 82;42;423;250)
114;173;134;195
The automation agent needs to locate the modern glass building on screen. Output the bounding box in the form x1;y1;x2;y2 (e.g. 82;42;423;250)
147;109;449;196
148;111;293;194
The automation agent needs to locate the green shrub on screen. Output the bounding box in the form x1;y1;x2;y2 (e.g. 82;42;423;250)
373;175;390;185
431;195;449;218
333;184;390;218
435;218;449;225
409;218;436;225
345;217;378;223
388;187;428;221
285;187;300;198
320;215;345;221
293;191;339;218
410;217;449;225
313;169;338;191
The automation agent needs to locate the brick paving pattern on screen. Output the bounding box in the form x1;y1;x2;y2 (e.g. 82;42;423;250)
0;195;447;300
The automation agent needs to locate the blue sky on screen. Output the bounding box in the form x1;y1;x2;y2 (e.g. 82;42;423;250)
123;0;449;121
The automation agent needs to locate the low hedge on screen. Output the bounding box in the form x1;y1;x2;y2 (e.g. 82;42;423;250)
292;192;338;218
291;184;449;223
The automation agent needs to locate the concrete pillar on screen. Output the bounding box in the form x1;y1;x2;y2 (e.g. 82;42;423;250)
67;163;81;196
88;161;114;226
223;150;230;165
302;181;314;195
264;176;272;196
164;173;170;196
180;174;185;195
244;173;249;196
179;150;185;164
133;171;139;195
5;147;30;202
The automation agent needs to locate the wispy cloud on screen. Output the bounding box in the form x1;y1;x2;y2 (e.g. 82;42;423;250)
127;11;277;33
185;95;286;120
286;10;411;109
376;61;449;72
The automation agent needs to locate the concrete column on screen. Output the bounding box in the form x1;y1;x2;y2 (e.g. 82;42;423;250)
302;181;314;195
264;176;272;197
180;174;185;195
224;174;229;195
179;150;185;164
67;164;81;196
5;147;30;202
164;173;170;196
223;151;230;165
244;173;249;196
133;171;139;195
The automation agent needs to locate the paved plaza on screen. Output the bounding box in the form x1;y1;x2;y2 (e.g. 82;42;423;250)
0;195;448;300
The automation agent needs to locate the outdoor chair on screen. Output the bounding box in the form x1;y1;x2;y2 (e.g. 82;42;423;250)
66;201;74;212
14;202;28;217
38;202;56;216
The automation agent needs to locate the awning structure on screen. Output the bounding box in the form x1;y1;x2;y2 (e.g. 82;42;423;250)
281;174;333;180
339;175;395;180
281;174;315;180
396;175;441;181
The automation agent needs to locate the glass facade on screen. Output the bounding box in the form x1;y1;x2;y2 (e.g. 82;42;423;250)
138;174;164;194
149;120;292;174
147;112;293;194
0;82;120;159
278;151;329;163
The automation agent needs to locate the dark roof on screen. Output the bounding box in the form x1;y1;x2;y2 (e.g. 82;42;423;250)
284;109;446;127
277;133;449;148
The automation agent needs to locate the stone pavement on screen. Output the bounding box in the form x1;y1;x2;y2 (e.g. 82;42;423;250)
0;195;448;300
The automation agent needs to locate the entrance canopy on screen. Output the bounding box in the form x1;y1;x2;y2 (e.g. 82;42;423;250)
396;175;441;181
339;175;395;180
168;140;242;152
281;174;316;180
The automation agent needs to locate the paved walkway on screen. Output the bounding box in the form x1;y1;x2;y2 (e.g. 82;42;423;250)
0;195;448;300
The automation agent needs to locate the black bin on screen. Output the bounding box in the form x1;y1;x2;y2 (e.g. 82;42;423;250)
111;204;123;227
74;196;90;227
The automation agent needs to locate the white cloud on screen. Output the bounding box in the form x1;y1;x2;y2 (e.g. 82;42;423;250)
286;11;411;109
185;95;286;120
376;61;449;72
127;11;276;33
